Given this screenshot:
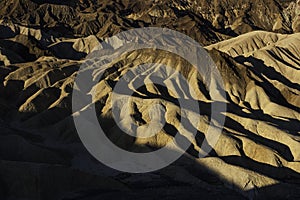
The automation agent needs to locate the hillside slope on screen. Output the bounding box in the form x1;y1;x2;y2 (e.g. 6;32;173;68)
0;0;299;199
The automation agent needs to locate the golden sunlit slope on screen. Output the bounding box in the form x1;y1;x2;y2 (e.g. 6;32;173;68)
0;0;299;199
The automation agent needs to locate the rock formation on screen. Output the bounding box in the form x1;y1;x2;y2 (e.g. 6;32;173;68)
0;0;299;199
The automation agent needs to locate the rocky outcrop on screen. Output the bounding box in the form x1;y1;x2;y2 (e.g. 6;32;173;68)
0;0;299;199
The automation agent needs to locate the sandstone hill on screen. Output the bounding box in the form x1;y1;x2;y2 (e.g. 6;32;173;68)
0;0;299;199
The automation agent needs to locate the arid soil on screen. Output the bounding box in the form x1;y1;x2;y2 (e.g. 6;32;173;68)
0;0;299;199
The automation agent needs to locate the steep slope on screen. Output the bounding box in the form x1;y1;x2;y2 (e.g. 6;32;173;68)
0;0;299;200
0;30;299;199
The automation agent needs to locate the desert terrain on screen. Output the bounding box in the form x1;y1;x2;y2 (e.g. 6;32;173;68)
0;0;299;199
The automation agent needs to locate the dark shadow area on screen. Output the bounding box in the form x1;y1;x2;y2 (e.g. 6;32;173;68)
225;99;300;136
0;25;16;39
235;55;300;113
246;182;300;199
236;55;300;91
0;40;37;63
49;42;87;60
30;0;78;6
224;116;294;161
222;155;300;183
